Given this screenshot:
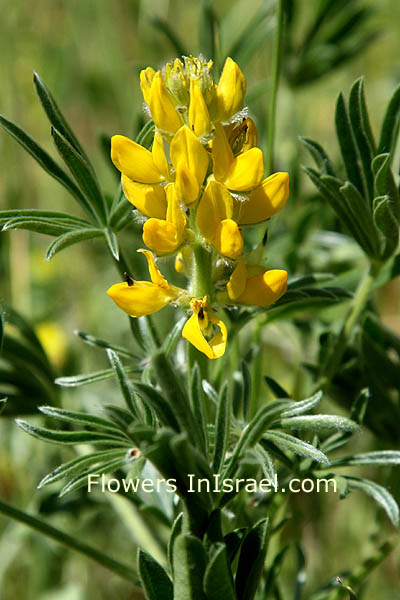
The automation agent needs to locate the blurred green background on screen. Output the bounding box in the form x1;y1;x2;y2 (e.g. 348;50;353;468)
1;0;400;598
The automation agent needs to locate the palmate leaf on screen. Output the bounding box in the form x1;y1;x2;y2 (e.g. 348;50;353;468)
58;456;129;496
45;228;104;261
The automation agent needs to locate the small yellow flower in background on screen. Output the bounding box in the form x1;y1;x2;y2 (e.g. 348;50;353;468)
36;322;67;369
108;55;290;359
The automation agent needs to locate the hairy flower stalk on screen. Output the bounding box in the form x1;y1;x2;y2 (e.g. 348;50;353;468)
107;56;290;358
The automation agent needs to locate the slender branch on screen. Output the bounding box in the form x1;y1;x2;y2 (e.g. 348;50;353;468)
0;498;141;587
266;0;285;174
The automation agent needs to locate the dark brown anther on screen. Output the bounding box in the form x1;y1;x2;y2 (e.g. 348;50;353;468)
198;306;205;320
262;229;268;246
124;272;134;286
191;124;195;131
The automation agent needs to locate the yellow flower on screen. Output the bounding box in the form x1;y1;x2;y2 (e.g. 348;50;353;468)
227;258;288;307
107;250;183;317
182;296;227;359
211;57;246;122
212;123;264;192
235;172;290;225
227;117;258;155
170;126;209;205
197;181;243;258
142;184;187;255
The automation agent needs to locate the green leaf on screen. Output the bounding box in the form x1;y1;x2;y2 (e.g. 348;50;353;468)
331;451;400;468
38;406;124;435
59;456;128;496
339;181;379;257
264;376;290;399
235;518;270;600
104;228;119;260
204;544;236;600
168;512;183;575
55;365;138;387
38;449;127;487
335;92;365;195
16;419;129;446
0;115;96;220
278;414;359;433
299;136;335;175
33;72;89;163
51;127;107;224
45;228;104;261
348;77;375;201
172;534;207;600
133;382;180;432
263;544;289;597
264;431;330;464
0;307;4;353
137;549;173;600
75;330;139;359
107;349;140;420
378;82;400;155
344;476;399;526
241;359;251;420
212;383;231;474
162;317;186;358
373;195;399;260
280;391;322;417
372;153;400;222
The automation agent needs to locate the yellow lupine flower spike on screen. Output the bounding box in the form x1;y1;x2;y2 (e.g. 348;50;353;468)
143;184;187;255
235;172;290;225
197;181;243;258
212;57;246;122
182;297;227;360
171;126;209;205
121;176;167;219
227;258;288;307
212;123;264;192
107;250;183;318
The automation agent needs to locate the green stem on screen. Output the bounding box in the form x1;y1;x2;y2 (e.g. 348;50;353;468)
191;243;212;299
317;263;380;390
266;0;284;174
0;499;141;587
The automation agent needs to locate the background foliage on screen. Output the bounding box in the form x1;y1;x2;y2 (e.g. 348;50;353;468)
1;0;400;598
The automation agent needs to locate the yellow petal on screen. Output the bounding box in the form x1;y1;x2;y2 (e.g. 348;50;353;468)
175;163;200;205
111;135;164;184
170;126;209;187
107;281;173;317
148;72;182;134
165;184;186;240
143;219;180;255
175;246;192;274
236;172;289;225
182;301;227;359
152;133;170;179
227;257;247;300
212;123;234;182
213;57;246;121
197;181;232;242
137;248;168;287
236;269;288;307
242;117;258;152
223;147;264;192
121;175;167;219
189;80;211;137
140;67;156;105
214;219;243;258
